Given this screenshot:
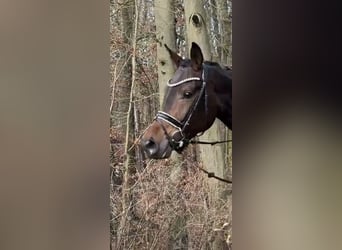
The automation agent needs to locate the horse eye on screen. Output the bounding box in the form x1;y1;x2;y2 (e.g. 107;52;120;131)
183;91;193;98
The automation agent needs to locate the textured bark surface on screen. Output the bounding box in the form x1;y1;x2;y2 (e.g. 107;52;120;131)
154;0;176;105
184;0;232;249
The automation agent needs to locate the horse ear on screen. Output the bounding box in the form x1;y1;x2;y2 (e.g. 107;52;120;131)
190;42;203;71
164;44;182;68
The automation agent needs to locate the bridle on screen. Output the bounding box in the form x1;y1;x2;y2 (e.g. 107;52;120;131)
145;63;232;184
154;65;208;153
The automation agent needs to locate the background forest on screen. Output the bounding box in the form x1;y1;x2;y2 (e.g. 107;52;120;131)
110;0;232;249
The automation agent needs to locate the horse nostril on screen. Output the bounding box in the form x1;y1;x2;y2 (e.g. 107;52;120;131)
143;138;159;156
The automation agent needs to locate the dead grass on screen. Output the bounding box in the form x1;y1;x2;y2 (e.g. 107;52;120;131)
110;129;232;249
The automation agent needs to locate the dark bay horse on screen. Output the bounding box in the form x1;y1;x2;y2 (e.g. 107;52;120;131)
140;42;232;159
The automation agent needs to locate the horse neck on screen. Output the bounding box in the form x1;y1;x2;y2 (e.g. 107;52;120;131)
208;66;232;129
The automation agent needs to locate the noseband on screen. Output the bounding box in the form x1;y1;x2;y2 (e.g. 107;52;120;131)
154;65;208;152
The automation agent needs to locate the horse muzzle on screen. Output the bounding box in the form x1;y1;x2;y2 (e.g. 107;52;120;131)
140;114;191;159
140;137;173;159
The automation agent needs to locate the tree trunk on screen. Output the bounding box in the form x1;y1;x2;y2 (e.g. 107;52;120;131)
154;0;183;161
184;0;230;249
184;0;211;58
154;1;186;247
217;0;232;66
116;0;138;248
184;0;225;201
111;0;133;130
154;0;176;105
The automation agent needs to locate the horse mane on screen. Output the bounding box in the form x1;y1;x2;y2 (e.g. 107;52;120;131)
204;61;232;71
180;59;232;73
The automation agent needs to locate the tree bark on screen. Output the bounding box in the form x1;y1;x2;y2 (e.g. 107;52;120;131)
184;0;211;58
111;0;133;130
184;1;231;249
154;0;182;162
116;0;138;247
154;2;187;247
154;0;176;105
184;0;226;200
217;0;232;66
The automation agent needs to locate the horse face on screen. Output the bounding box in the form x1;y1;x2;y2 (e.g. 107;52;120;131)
140;43;218;159
163;61;218;137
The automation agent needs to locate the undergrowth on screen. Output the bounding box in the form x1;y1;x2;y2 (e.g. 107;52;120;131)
110;128;232;249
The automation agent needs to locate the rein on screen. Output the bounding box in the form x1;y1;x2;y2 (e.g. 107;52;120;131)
196;165;232;184
190;139;232;145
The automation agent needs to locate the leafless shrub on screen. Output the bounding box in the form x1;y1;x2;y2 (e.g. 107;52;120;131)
111;148;232;249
